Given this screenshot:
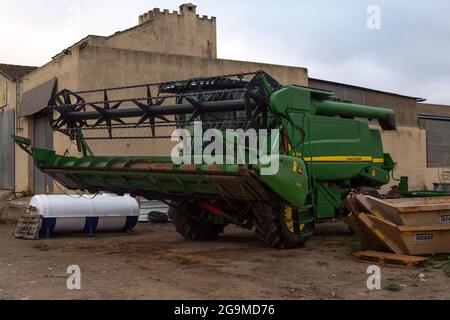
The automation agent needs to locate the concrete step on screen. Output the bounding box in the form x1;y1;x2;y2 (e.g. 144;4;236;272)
0;190;13;201
0;197;30;224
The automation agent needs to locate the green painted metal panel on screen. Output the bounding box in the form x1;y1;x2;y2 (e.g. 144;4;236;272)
257;156;309;209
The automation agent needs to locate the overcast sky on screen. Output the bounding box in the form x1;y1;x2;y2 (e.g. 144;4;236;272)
1;0;449;104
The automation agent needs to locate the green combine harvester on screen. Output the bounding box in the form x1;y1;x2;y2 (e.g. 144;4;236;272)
15;71;410;248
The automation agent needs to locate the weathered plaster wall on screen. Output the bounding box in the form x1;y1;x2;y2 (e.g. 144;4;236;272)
106;8;217;58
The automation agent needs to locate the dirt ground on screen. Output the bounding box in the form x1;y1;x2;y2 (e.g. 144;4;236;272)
0;221;449;300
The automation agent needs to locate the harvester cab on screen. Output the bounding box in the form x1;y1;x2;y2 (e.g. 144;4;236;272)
14;70;402;249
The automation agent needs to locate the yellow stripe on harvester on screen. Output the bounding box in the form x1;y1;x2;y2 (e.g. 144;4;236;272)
302;156;384;164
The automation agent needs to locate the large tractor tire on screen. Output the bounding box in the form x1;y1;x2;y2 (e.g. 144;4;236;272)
253;203;314;249
169;202;226;241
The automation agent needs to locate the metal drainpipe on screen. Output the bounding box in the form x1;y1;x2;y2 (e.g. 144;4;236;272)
15;76;29;196
14;78;22;196
12;78;20;195
15;78;22;132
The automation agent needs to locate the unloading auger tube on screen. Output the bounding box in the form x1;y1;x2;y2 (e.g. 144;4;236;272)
15;70;399;249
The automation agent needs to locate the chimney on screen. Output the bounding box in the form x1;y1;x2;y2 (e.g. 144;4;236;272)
179;3;197;15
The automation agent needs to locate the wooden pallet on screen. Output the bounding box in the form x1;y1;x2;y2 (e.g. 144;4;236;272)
15;214;41;240
353;251;428;269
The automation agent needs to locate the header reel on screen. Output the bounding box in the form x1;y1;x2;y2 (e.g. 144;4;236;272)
47;71;281;141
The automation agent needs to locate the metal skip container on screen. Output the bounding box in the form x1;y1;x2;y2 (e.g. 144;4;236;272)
345;193;450;255
29;194;140;237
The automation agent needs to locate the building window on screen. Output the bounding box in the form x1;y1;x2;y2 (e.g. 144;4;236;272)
426;119;450;168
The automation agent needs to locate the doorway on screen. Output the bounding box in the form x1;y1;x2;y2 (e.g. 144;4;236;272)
33;114;54;194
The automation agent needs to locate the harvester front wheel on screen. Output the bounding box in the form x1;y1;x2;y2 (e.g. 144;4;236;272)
253;203;313;249
169;202;226;241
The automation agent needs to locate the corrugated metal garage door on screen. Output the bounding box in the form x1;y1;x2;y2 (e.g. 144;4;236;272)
426;119;450;168
0;110;15;190
33;114;54;194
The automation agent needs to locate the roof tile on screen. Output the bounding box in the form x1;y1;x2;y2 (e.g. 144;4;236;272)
0;63;37;81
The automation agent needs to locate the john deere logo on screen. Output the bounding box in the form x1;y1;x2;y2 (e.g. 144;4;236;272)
347;156;363;161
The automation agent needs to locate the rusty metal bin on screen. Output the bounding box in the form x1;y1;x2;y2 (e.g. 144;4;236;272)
351;213;450;255
364;196;450;226
344;193;450;255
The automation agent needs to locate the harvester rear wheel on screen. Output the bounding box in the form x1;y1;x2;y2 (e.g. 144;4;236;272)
253;203;313;249
169;202;226;241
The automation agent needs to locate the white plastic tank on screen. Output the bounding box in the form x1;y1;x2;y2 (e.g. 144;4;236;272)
29;194;140;237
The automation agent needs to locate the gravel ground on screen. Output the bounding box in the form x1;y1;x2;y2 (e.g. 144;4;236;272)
0;221;449;300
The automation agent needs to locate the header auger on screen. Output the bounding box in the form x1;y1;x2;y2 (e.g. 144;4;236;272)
16;71;401;249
